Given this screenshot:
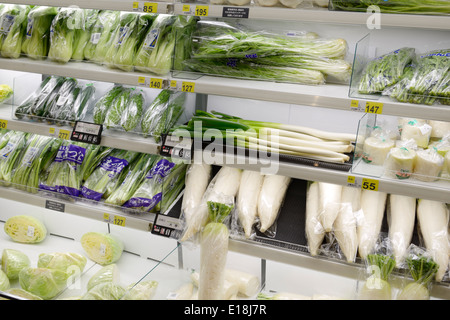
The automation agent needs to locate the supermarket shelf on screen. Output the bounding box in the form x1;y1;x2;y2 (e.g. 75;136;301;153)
0;106;161;155
174;3;450;30
0;185;155;232
198;149;450;203
0;57;170;88
173;74;450;122
1;57;448;122
2;0;172;13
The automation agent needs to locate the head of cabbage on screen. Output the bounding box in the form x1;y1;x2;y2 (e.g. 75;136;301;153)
1;249;31;280
81;232;124;265
38;252;87;273
4;215;47;243
19;267;69;300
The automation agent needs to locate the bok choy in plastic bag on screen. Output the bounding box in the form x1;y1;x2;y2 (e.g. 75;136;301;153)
0;4;30;59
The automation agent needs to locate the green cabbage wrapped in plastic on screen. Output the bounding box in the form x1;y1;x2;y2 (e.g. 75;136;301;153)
81;232;124;265
0;269;10;291
6;288;43;300
0;84;13;103
0;5;31;59
19;267;69;300
122;280;158;300
87;264;120;291
37;252;87;273
1;249;31;280
4;215;47;243
81;282;126;300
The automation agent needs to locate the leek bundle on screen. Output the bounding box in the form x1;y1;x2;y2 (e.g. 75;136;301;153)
0;5;30;59
48;7;86;63
123;156;187;212
21;6;58;60
81;149;139;201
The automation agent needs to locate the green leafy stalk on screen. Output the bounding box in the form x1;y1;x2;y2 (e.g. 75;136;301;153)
0;5;31;59
121;90;145;132
71;9;99;61
207;201;234;224
104;87;133;129
330;0;450;15
93;85;124;125
85;10;120;63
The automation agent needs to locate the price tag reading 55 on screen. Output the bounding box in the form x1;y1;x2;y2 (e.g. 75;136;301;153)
361;178;379;191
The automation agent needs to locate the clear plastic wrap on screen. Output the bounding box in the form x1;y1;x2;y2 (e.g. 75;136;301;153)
37;252;87;273
19;267;69;299
81;232;124;265
401;119;432;148
92;85;124;125
134;14;176;75
104;87;133;129
4;214;47;243
305;181;325;257
257;174;291;236
48;7;85;63
358;48;415;94
81;149;139;201
71;9;99;61
362;127;395;166
1;249;30;280
0;130;27;186
120;89;146;132
384;139;417;180
0;5;30;59
86;264;120;291
413;147;444;182
21;6;58;60
329;0;450;15
317;181;342;233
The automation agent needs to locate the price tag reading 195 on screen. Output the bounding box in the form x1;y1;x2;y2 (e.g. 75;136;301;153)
181;81;195;93
195;5;209;16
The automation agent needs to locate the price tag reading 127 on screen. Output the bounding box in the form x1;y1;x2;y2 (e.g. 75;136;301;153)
181;81;195;93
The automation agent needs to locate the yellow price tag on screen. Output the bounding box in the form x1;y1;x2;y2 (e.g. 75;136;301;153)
182;4;191;12
0;119;8;130
132;1;139;9
181;82;195;93
347;176;356;184
103;213;126;227
138;76;146;85
58;129;71;140
143;2;158;13
49;127;56;136
195;5;209;16
149;78;163;89
350;100;360;108
361;178;379;191
170;80;178;89
365;102;383;114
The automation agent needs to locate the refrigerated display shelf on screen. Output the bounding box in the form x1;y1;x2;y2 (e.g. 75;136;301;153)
0;107;161;155
1;56;447;122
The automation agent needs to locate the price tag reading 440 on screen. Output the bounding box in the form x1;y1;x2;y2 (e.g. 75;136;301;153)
361;178;379;191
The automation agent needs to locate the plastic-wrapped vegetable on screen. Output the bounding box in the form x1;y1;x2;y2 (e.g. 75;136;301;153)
14;76;51;118
6;288;43;300
81;282;125;300
0;269;10;291
48;7;85;63
0;130;28;186
122;281;159;300
28;76;66;119
141;90;186;141
358;48;415;94
4;215;47;243
83;10;120;62
1;249;31;280
56;83;95;126
172;16;199;71
37;252;87;273
81;232;124;265
21;6;58;59
123;156;187;212
104;87;133;129
93;85;124;125
44;77;78;122
71;9;99;61
413;148;444;182
0;84;13;103
53;86;81;125
19;267;69;300
357;254;396;300
81;149;138;201
121;90;145;132
105;153;157;206
134;14;176;75
87;264;120;291
0;5;30;59
79;146;112;182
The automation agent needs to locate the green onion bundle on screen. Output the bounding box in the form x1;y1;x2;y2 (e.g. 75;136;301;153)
330;0;450;15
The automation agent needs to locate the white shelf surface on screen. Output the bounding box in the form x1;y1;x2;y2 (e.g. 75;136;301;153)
1;0;172;13
1;57;447;122
200;149;450;203
174;4;450;30
0;105;161;155
0;186;155;232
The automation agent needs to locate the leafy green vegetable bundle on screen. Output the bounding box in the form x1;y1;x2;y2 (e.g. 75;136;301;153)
329;0;450;15
21;6;58;60
123;156;187;212
0;130;28;186
178;20;350;85
0;4;31;59
71;9;99;61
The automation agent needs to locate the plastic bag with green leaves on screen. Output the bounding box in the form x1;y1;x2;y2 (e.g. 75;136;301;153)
71;9;99;61
93;85;124;125
121;89;145;132
104;87;133;129
0;84;13;103
0;5;30;59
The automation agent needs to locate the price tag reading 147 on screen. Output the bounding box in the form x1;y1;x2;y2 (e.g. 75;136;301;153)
365;101;383;114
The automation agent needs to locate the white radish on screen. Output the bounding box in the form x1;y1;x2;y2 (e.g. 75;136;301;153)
357;190;388;259
237;170;264;239
191;271;238;300
388;194;417;268
257;174;291;233
258;292;311;300
181;166;241;241
318;182;343;232
168;283;194;300
305;181;325;256
225;269;260;297
181;163;212;227
416;199;449;282
333;186;360;263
